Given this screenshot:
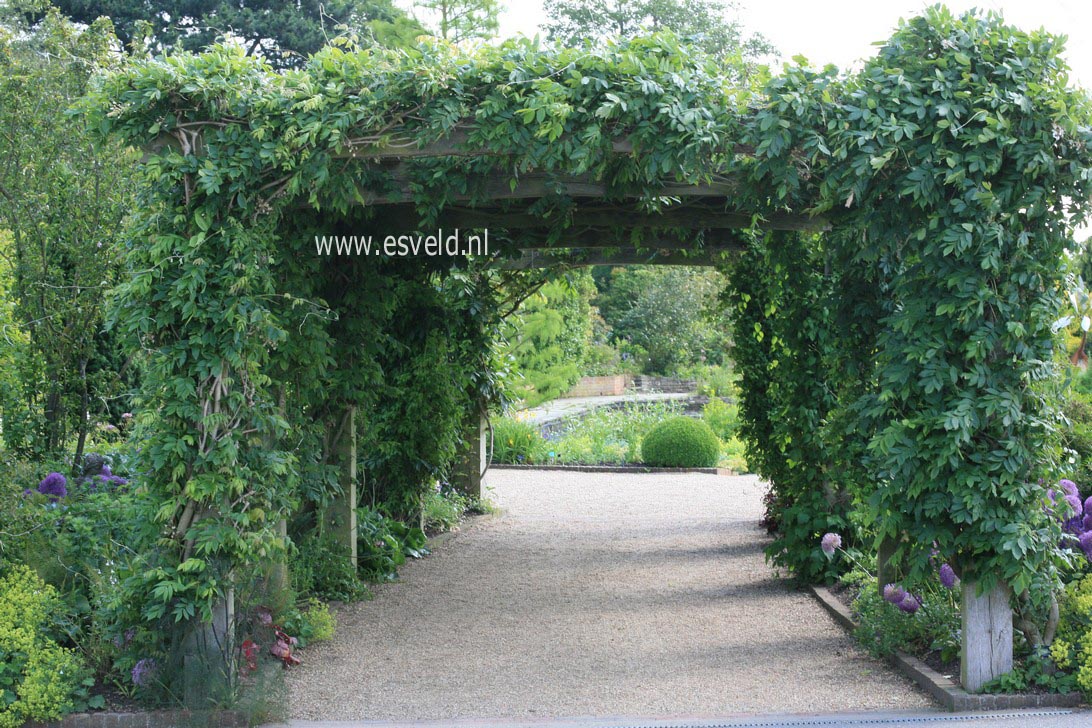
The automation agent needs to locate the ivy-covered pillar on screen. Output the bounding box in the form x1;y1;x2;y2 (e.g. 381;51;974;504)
794;7;1092;691
325;406;358;567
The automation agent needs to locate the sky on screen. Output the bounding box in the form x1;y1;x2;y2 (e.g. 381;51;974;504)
478;0;1092;89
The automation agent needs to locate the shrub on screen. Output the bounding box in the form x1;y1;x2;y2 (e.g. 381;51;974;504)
551;400;683;465
640;416;720;468
702;396;739;441
422;485;468;533
721;435;749;472
1062;391;1092;489
289;534;368;603
491;417;547;464
0;566;89;728
356;508;429;583
281;598;336;647
1051;573;1092;699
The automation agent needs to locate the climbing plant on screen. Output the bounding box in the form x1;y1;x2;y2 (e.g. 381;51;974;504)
83;7;1092;686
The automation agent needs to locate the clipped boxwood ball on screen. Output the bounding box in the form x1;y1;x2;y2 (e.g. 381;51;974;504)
641;416;721;468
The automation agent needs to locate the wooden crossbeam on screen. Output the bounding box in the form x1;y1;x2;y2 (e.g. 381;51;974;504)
350;171;739;205
378;204;827;233
334;126;754;160
499;248;735;269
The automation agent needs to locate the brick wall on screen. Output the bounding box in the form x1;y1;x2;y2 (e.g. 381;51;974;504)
562;375;630;398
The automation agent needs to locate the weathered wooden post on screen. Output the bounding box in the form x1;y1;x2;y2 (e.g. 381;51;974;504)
961;580;1013;692
452;412;488;499
182;585;235;708
325;406;358;567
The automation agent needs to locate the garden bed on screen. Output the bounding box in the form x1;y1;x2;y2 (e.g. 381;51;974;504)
809;585;1084;711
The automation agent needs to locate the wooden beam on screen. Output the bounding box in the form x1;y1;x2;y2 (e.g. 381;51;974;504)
507;229;744;250
147;124;754;162
372;204;828;233
350;171;739;205
500;248;735;269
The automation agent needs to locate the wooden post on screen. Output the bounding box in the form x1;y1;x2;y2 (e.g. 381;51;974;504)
325;406;358;568
961;580;1013;692
452;412;487;499
270;518;289;594
182;586;235;708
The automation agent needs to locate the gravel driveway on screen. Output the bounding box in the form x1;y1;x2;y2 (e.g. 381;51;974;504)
285;470;934;721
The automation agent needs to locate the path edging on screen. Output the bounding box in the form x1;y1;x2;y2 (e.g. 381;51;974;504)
490;463;735;475
28;709;247;727
808;585;1084;712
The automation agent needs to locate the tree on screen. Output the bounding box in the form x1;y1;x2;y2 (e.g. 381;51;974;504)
596;266;729;375
0;7;138;460
47;0;424;67
414;0;499;44
544;0;773;79
505;272;596;406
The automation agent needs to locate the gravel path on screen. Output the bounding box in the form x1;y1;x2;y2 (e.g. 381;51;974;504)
285;471;935;721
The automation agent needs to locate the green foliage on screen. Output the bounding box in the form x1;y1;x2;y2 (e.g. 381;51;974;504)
421;485;469;533
543;0;773;85
843;569;960;664
793;6;1092;596
1061;389;1092;490
721;435;748;473
595;267;731;375
724;231;855;583
701;396;738;441
280;598;336;646
554;400;683;464
491;416;548;464
81;3;1092;682
640;416;720;468
416;0;500;43
1050;573;1092;699
48;0;423;68
0;8;138;460
0;565;89;728
355;508;429;583
508;274;596;406
289;534;369;603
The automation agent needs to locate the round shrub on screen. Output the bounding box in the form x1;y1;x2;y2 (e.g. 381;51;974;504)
640;416;721;468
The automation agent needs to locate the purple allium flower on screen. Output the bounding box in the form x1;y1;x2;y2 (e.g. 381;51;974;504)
1080;532;1092;560
1060;479;1079;497
820;532;842;556
22;488;32;496
1083;513;1092;532
883;584;906;604
1065;493;1084;517
939;563;958;589
37;472;67;500
131;658;157;687
101;464;112;478
898;593;922;614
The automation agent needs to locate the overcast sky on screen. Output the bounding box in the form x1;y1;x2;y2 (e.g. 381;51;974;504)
478;0;1092;88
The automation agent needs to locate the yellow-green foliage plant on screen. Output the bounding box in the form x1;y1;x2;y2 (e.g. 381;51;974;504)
1051;574;1092;698
0;566;87;727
